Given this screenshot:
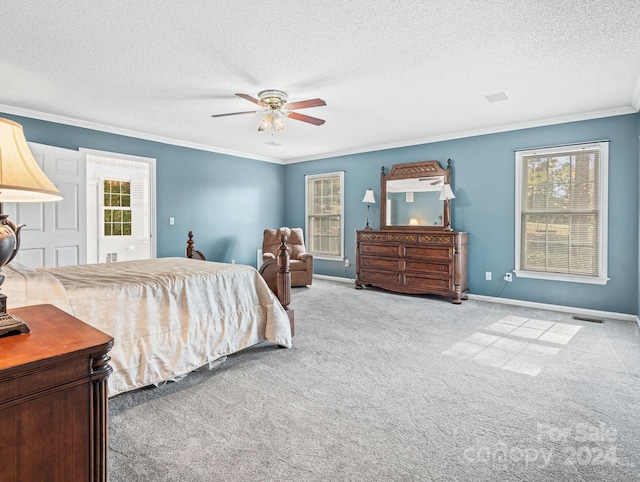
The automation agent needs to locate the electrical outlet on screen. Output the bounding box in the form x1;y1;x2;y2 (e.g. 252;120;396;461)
485;271;492;281
504;272;512;282
344;259;350;267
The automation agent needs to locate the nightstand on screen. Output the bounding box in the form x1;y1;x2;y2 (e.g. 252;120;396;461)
0;304;114;482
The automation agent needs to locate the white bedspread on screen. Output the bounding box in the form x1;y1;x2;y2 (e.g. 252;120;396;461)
3;258;292;396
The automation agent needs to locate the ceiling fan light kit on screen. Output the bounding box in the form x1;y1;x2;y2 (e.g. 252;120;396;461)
259;111;286;132
212;90;326;134
258;90;288;108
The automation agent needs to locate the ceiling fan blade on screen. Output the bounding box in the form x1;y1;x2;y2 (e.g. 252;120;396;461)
288;111;326;126
211;110;256;118
284;98;326;110
236;93;266;107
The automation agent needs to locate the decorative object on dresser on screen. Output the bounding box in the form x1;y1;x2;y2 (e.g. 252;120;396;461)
0;304;113;482
0;118;63;333
439;183;456;232
355;159;468;303
362;188;376;229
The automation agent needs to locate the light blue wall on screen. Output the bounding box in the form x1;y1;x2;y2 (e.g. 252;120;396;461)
4;111;638;314
0;112;285;266
284;114;640;315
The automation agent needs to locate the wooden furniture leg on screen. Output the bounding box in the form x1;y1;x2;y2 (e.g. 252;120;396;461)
276;234;294;336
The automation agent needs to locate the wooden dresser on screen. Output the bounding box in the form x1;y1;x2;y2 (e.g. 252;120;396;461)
0;304;114;482
355;229;469;303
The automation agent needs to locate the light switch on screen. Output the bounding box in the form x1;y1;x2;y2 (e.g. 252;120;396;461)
169;217;174;225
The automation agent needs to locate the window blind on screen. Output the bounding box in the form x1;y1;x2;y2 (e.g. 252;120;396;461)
305;171;344;258
521;148;600;276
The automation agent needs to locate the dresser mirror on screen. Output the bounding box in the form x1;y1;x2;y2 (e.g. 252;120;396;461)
380;160;451;230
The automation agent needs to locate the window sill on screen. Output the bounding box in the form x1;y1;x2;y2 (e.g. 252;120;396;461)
311;255;344;262
514;270;609;285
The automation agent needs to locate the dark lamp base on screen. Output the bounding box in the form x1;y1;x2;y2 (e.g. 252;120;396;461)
0;312;30;337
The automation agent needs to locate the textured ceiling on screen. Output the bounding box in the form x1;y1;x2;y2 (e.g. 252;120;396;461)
1;1;639;163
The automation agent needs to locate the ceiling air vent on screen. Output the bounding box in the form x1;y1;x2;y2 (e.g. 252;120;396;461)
485;92;509;103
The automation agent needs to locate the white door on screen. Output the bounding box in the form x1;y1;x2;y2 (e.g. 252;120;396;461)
4;143;86;268
85;152;155;263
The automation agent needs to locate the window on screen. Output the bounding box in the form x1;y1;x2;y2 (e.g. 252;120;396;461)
305;171;344;259
515;142;608;284
103;180;132;236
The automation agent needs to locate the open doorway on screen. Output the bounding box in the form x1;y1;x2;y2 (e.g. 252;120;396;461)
83;150;156;264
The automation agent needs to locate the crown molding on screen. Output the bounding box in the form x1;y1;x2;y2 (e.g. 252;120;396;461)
0;104;283;165
632;74;640;111
284;106;638;164
1;103;635;167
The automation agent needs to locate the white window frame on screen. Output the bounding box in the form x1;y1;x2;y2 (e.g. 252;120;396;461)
101;178;133;238
514;141;609;285
305;171;345;261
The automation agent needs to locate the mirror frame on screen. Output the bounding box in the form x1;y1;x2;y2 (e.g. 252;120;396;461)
380;160;451;231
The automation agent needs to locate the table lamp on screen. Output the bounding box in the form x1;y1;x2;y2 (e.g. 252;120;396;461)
0;118;63;336
362;188;376;229
439;183;455;232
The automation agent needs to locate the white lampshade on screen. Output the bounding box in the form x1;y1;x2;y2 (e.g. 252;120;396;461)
362;189;376;204
439;184;455;201
273;115;285;131
259;111;286;132
0;118;63;202
259;114;272;131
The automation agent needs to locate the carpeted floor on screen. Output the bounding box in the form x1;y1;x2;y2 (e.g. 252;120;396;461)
108;279;640;481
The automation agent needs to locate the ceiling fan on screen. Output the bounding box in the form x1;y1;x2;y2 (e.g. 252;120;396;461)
212;90;326;132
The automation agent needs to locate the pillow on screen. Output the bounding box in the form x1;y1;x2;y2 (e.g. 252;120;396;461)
2;262;73;314
1;262;27;308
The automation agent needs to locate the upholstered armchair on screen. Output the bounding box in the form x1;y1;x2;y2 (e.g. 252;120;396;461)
259;227;313;292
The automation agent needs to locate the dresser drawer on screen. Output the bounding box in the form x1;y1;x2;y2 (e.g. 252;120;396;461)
0;357;89;403
355;229;468;303
403;275;453;291
361;257;402;271
403;246;453;260
360;269;401;286
403;260;452;275
360;243;399;257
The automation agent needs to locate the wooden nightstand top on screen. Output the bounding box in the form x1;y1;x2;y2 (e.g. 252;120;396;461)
1;304;113;371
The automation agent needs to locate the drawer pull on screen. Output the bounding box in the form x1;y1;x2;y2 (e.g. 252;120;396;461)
440;251;446;256
409;263;415;268
439;266;444;271
366;247;371;251
439;281;444;286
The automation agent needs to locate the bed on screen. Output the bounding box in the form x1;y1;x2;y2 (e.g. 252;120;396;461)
2;235;293;396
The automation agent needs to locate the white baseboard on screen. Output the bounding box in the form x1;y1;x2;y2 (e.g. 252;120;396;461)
314;274;354;284
465;294;636;323
313;274;637;323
